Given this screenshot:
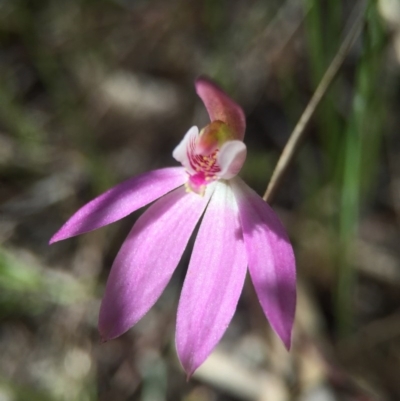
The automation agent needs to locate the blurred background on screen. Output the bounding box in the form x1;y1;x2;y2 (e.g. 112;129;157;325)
0;0;400;400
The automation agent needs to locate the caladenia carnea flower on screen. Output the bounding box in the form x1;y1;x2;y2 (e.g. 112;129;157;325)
50;77;296;377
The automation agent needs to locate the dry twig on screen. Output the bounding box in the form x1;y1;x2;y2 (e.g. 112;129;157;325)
263;2;366;203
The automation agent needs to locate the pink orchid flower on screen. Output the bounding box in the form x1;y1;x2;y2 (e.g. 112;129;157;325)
50;77;296;377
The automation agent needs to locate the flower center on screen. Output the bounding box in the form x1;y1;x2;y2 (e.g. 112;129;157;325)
185;120;233;195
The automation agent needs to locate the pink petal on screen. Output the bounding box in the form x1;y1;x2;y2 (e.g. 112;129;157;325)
195;77;246;141
50;167;187;243
231;178;296;349
176;182;248;377
217;140;247;179
172;126;198;174
99;185;213;340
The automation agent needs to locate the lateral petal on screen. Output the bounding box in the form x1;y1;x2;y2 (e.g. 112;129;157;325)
99;185;213;340
231;177;296;349
195;77;246;141
217;140;247;179
172;126;198;174
176;181;247;377
50;167;187;243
